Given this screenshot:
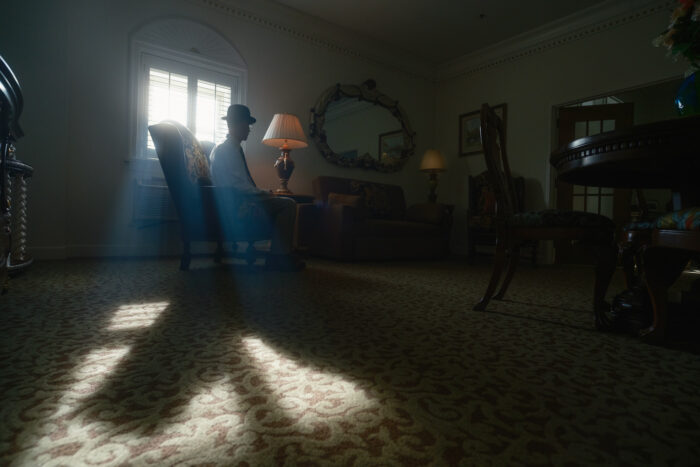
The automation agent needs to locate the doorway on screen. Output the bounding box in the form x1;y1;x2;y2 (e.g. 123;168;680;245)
550;77;683;264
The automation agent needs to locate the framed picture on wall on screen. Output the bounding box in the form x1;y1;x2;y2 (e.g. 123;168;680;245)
378;129;404;161
459;103;507;156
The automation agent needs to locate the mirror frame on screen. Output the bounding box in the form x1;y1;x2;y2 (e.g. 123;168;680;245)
309;79;416;172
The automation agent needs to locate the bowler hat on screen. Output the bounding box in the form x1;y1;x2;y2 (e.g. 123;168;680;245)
222;104;256;124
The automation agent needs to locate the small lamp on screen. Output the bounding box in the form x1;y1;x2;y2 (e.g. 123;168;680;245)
420;149;447;203
262;113;308;194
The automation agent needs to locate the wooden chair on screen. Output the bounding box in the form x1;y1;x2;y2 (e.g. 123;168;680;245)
474;103;618;329
467;171;537;264
148;121;273;270
624;208;700;342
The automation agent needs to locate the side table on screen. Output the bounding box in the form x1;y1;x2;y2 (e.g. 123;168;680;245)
270;192;316;250
270;192;315;204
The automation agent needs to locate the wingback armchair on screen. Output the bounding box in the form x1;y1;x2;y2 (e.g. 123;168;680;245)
148;121;272;270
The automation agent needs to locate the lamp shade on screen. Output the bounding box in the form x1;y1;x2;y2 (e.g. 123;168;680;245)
262;113;308;149
420;149;446;172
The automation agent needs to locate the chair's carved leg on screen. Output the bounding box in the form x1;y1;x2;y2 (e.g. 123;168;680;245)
593;240;617;331
474;241;507;311
494;245;520;300
180;241;191;271
214;241;223;264
641;248;689;343
620;240;637;290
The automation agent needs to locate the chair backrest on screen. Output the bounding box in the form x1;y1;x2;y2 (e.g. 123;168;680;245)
148;122;218;237
469;170;525;221
480;103;520;221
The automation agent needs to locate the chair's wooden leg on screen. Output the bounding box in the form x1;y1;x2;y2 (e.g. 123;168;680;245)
592;240;617;330
494;245;520;300
473;241;507;311
180;241;191;271
214;241;223;264
530;241;538;267
620;241;636;290
640;248;689;344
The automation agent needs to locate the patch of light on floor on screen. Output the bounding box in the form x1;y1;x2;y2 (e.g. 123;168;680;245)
64;346;131;403
107;301;169;330
240;336;378;430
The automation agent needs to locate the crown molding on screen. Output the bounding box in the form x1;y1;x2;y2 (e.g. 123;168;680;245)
436;0;673;82
189;0;436;81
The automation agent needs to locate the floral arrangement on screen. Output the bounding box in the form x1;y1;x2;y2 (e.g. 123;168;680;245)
654;0;700;70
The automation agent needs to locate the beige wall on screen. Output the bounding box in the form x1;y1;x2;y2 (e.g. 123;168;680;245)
1;0;435;258
434;9;687;256
1;2;688;260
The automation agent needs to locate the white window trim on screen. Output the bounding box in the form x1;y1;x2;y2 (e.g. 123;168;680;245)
128;24;248;162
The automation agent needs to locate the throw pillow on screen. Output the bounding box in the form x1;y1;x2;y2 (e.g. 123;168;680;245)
349;181;393;219
327;192;368;221
167;120;212;186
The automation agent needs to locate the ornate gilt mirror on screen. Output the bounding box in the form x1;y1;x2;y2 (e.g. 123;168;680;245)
309;80;416;172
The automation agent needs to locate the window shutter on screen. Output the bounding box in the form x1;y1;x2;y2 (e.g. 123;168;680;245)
146;68;189;149
196;79;231;145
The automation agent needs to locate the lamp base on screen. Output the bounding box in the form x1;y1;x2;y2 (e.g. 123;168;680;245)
274;150;295;195
427;172;438;203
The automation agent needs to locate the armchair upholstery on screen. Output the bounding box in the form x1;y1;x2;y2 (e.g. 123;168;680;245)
148;121;272;270
307;176;452;261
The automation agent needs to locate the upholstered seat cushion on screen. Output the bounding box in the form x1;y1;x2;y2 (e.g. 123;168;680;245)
512;209;614;228
624;207;700;231
623;220;656;231
655;207;700;230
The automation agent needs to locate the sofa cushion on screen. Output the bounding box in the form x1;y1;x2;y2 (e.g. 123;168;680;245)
312;176;406;220
405;203;445;225
355;219;443;238
349;181;397;219
328;192;368;221
166;120;212;186
513;210;614;228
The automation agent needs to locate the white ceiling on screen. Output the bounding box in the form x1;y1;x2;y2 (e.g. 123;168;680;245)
271;0;609;64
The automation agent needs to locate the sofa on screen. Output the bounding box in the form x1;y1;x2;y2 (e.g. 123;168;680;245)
304;176;452;261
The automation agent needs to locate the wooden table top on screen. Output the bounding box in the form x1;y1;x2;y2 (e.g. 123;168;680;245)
550;115;700;191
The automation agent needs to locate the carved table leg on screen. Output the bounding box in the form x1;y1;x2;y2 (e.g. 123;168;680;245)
640;248;690;343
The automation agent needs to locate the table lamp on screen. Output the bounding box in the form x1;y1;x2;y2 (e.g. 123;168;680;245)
420;149;446;203
262;113;308;194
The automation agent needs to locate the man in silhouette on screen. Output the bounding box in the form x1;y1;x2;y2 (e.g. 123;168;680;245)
210;104;304;271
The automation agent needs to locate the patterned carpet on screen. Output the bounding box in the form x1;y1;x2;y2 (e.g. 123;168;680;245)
1;258;699;466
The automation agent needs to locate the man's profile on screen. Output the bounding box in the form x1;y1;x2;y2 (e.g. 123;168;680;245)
209;104;305;271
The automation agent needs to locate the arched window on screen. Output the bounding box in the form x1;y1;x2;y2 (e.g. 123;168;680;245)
129;18;247;159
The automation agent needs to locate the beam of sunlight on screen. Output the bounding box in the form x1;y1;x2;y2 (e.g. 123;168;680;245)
240;336;379;429
107;301;169;330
